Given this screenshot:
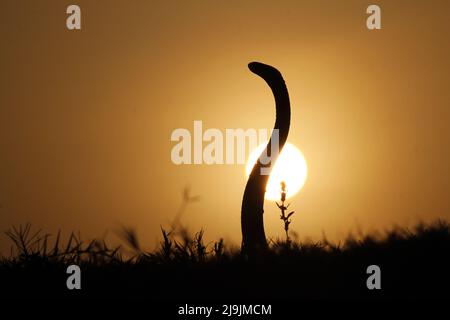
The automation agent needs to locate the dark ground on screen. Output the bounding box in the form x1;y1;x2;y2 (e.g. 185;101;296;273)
1;221;450;301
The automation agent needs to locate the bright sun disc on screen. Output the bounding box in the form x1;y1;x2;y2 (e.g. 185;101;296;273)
245;143;308;200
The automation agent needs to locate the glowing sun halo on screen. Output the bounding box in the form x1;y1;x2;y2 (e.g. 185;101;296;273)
245;143;308;200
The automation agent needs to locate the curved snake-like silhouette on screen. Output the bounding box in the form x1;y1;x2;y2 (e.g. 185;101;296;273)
241;62;291;255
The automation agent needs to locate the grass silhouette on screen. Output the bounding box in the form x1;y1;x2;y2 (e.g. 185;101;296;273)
1;220;449;300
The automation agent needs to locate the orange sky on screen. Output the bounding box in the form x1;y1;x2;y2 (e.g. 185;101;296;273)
1;0;450;254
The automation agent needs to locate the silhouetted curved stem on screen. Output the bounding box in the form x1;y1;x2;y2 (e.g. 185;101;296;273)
241;62;291;256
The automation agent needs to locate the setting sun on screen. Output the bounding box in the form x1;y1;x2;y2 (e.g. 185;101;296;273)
245;143;308;200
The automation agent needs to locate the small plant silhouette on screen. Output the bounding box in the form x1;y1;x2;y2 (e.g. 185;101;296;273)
276;181;295;244
5;224;122;264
